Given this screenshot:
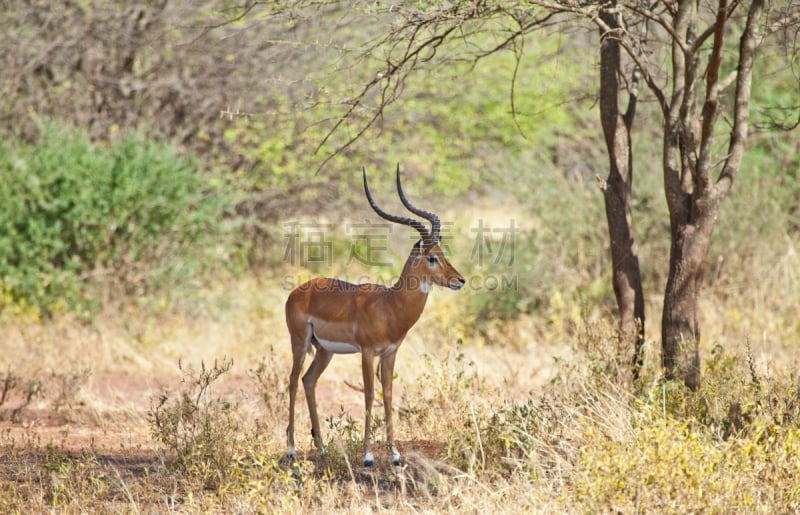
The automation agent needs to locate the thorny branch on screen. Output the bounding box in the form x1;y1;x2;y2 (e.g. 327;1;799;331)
311;3;553;172
219;0;797;172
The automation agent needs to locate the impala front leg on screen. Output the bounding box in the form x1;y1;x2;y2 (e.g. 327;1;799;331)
380;349;401;465
361;348;376;466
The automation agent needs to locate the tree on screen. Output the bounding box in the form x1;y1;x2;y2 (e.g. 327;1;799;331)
561;0;768;389
274;0;779;389
650;0;765;389
597;2;645;380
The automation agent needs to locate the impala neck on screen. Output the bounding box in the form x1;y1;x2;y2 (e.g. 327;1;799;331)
388;248;429;324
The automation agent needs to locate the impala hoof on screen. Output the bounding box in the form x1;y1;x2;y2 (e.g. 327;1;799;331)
318;446;328;457
392;451;402;466
286;447;297;462
363;452;374;467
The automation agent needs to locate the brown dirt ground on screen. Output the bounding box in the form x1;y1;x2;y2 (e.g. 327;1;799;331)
0;370;446;477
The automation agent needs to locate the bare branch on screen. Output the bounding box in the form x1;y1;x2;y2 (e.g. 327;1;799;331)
621;0;691;54
312;3;558;171
754;106;800;131
688;0;741;56
716;0;767;198
534;0;669;113
312;20;463;172
509;33;527;138
696;0;729;198
475;11;558;58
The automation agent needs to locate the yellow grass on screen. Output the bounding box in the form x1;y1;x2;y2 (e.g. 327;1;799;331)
0;197;799;512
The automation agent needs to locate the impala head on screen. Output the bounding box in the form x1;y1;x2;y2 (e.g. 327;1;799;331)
407;238;465;292
363;165;465;292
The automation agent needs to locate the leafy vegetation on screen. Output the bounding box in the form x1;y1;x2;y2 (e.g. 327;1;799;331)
148;357;241;489
0;123;235;317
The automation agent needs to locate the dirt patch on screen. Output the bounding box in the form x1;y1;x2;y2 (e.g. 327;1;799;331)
0;370;446;467
0;371;162;458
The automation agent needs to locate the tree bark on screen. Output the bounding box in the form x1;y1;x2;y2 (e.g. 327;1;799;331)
599;3;645;380
659;0;711;390
661;219;713;390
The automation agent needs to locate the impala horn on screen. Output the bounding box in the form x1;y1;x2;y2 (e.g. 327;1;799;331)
394;163;441;245
363;167;431;244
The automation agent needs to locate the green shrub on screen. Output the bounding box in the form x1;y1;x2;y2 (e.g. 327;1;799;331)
0;122;234;316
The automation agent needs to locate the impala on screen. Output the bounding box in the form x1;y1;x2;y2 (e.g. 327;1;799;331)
285;165;465;466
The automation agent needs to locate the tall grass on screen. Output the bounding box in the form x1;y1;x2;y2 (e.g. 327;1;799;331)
1;298;799;512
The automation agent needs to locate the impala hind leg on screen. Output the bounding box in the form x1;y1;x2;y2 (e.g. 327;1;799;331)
303;346;333;455
380;351;401;466
286;335;308;460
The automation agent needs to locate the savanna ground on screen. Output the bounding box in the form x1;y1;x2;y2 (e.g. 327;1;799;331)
1;204;799;512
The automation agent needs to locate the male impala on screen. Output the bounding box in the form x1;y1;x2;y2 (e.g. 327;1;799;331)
285;165;465;466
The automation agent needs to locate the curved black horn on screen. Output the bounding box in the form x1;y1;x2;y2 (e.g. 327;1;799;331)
395;164;441;244
363;167;431;242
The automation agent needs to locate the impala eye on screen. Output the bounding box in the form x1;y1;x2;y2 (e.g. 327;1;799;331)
427;255;439;266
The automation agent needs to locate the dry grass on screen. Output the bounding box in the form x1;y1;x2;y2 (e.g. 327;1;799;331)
0;242;798;513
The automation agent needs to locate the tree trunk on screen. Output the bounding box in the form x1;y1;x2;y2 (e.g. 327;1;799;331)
599;4;645;380
661;218;715;390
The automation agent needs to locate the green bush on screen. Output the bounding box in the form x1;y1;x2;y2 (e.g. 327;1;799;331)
0;122;234;316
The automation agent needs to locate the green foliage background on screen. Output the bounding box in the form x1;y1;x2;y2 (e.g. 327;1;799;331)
0;124;234;317
0;3;797;328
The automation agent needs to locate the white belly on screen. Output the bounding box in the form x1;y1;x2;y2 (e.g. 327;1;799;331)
377;344;397;356
316;338;361;354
